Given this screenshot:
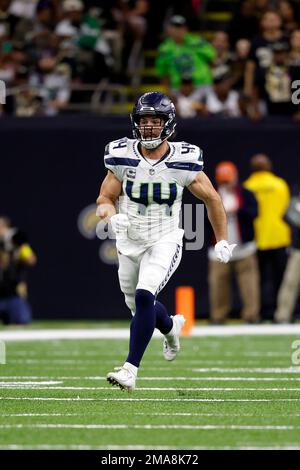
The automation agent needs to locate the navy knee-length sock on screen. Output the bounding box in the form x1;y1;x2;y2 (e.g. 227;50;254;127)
154;300;173;335
126;289;156;368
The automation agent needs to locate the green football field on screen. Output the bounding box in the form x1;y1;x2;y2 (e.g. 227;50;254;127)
0;327;300;450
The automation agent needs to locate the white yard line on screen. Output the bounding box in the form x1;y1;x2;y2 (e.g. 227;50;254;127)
0;424;297;430
0;445;298;450
133;412;300;417
1;376;300;381
1;385;300;391
138;377;300;381
1;397;300;402
0;382;62;386
5;360;298;367
2;412;300;418
6;359;268;365
7;351;292;358
1;324;300;341
0;376;91;379
6;367;300;374
0;413;83;417
6;367;299;375
7;361;242;366
192;368;300;373
0;445;189;450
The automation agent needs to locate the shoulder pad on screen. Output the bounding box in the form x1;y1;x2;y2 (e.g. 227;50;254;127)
173;141;203;162
105;137;130;158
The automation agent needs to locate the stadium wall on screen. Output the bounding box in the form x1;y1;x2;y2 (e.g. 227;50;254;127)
1;116;299;320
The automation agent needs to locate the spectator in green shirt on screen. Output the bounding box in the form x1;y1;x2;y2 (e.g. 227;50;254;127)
155;15;216;92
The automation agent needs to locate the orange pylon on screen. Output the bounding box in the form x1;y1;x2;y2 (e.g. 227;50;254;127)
175;286;195;336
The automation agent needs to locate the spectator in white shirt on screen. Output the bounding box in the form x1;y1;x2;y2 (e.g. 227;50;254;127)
202;71;242;117
9;0;39;20
174;76;209;118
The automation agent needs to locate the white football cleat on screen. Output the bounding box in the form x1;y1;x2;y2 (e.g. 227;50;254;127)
107;364;136;391
163;314;185;361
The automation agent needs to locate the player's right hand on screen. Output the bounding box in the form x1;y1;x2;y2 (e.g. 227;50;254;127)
110;214;130;235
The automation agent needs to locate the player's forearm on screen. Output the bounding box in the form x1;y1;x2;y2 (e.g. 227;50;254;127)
188;172;228;241
96;195;117;221
206;195;228;242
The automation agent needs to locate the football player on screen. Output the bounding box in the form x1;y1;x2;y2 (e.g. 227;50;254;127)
96;92;235;391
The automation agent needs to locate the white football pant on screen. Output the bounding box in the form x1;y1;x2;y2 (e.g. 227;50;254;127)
117;241;182;315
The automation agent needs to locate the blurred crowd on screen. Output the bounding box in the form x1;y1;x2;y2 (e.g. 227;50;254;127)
0;0;150;116
159;4;300;121
0;0;300;118
0;217;36;325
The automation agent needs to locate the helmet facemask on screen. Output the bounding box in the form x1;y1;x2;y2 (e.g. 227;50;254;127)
131;113;176;149
131;92;177;148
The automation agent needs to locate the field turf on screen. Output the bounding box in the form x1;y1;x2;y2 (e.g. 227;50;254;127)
0;329;300;450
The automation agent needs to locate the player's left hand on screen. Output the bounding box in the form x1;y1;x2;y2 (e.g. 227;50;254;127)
214;240;236;264
110;214;130;235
